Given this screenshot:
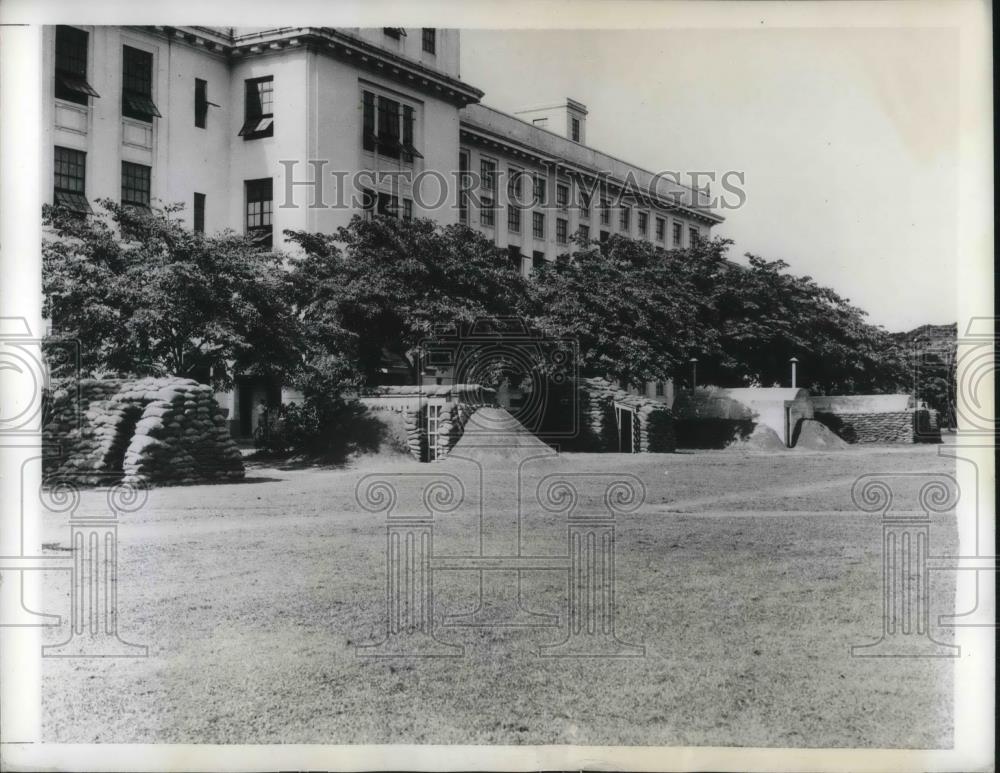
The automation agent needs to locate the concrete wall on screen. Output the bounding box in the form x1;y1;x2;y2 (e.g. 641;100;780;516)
673;387;813;447
810;394;914;413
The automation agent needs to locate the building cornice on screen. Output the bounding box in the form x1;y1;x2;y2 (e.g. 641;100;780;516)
141;26;485;107
460;116;724;225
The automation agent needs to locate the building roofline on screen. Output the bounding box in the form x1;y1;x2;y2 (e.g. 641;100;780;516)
147;26;485;107
461;103;724;224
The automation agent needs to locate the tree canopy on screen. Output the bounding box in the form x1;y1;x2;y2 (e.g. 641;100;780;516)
44;205;910;398
43;200;301;388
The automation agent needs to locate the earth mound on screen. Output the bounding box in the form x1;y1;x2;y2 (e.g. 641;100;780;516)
446;407;556;463
725;423;786;452
793;419;850;450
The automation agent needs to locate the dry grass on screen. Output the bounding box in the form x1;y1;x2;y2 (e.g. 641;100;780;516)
40;446;957;747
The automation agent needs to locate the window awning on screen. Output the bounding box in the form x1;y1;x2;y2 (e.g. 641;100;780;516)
56;73;100;98
239;115;273;137
402;142;424;159
123;91;161;118
53;190;93;214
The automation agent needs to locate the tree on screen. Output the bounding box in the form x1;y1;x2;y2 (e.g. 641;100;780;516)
524;234;717;387
286;215;531;386
43;200;301;388
703;253;908;393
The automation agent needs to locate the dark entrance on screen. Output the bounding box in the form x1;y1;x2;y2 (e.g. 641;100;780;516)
236;375;281;438
616;404;635;453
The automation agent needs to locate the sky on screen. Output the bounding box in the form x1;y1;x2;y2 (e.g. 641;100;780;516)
461;27;959;333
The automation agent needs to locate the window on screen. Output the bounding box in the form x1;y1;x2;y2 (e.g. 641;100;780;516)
638;211;648;237
383;28;404;40
121;161;151;208
458;151;469;223
655;216;666;242
507;171;522;232
54;26;99;105
570;116;581;142
121;46;160;122
360;187;376;219
655;381;665;397
619;206;630;232
672;221;682;247
532;117;548;128
600;198;610;225
506;245;523;272
507;169;523;205
507;202;521;233
245;178;273;248
193;192;205;233
363;91;421;160
578;223;590;241
578;190;591;218
422;28;436;54
401;105;419;161
556;184;569;211
480;195;495;227
532;250;546;270
194;78;209;128
532;211;545;240
689;226;700;245
480;159;496;193
556;218;568;244
240;76;273;139
533;175;546;205
402;198;413;221
376;191;399;217
53;146;91;213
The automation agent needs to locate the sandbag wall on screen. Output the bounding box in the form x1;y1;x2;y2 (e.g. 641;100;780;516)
813;409;940;444
44;377;245;485
578;377;675;453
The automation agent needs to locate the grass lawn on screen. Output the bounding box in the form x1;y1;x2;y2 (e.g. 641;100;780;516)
40;445;957;747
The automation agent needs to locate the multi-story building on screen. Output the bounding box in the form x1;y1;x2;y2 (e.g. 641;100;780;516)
43;25;723;436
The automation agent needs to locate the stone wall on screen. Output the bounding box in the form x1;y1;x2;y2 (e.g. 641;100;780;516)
44;377;245;485
578;377;675;452
814;409;940;444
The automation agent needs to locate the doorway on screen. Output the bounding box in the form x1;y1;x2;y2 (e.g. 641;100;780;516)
615;404;635;453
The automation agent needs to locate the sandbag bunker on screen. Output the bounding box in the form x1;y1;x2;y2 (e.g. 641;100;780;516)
44;377;245;485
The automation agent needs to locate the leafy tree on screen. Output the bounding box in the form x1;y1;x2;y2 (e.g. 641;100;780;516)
702;253;908;393
524;234;717;387
43;200;301;388
285;215;530;386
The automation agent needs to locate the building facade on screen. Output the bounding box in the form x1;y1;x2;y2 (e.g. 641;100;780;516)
43;25;723;437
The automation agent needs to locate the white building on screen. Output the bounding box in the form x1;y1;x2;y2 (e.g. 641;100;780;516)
44;25;723;436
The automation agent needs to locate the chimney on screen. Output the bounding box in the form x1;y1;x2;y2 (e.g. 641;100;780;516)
515;98;588;144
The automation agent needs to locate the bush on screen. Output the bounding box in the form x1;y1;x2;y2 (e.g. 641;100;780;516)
645;408;676;452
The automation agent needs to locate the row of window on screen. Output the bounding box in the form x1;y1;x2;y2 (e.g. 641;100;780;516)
460;152;700;246
55;26;270;140
56;27;161;122
360;188;414;221
53;145;274;247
